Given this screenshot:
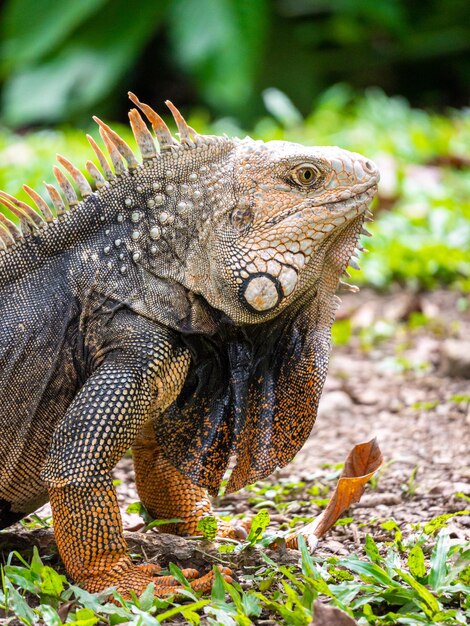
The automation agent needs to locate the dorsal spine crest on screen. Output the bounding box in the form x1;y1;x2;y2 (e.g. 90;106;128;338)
0;95;210;255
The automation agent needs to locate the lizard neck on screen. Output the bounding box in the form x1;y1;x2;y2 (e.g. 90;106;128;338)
0;142;236;319
63;145;237;331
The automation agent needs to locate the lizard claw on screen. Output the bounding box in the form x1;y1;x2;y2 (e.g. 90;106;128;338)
216;518;251;540
91;563;233;599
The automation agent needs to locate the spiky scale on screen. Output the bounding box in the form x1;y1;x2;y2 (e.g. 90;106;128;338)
87;135;115;180
128;109;157;159
0;191;43;227
0;197;34;229
0;212;21;241
53;166;78;207
20;217;34;236
128;91;176;149
56;155;93;198
165;100;196;146
339;280;360;292
98;126;126;176
93;117;138;169
0;224;14;247
44;182;66;215
23;185;54;222
85;161;106;188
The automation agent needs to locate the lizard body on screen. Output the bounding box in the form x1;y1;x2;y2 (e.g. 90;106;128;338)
0;94;379;596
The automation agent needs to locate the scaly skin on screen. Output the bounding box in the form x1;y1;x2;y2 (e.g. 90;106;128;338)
0;94;379;598
133;423;250;538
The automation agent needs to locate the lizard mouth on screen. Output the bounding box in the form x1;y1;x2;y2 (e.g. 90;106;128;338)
264;182;378;229
314;183;378;221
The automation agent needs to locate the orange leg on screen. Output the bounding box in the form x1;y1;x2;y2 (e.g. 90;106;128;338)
49;477;231;598
133;424;249;539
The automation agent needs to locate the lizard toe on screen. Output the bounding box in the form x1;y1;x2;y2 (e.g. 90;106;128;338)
216;518;251;540
139;565;233;596
188;565;233;592
138;564;199;582
84;561;228;599
136;563;162;576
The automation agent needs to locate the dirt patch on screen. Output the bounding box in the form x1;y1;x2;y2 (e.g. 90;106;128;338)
270;288;470;553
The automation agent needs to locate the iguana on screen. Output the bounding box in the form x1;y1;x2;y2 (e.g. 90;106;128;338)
0;93;379;598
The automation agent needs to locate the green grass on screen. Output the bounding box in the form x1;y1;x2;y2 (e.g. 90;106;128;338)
1;512;468;625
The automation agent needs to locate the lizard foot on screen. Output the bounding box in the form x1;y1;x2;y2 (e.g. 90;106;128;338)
156;514;251;540
216;518;252;540
84;562;232;599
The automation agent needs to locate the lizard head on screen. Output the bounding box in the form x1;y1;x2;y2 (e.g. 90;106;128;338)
201;138;379;325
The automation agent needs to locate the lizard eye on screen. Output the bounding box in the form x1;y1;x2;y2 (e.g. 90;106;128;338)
292;164;321;187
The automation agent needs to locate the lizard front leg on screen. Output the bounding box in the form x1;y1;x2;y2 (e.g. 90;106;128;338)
133;424;249;539
49;477;227;596
42;318;230;597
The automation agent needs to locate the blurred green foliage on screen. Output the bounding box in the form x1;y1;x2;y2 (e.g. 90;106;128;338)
1;0;169;125
0;0;469;126
0;87;469;291
0;0;267;126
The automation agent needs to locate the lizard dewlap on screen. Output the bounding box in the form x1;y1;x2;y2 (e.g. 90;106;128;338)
0;94;379;597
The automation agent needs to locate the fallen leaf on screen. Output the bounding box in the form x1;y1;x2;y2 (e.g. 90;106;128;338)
57;601;75;622
310;600;358;625
286;438;383;551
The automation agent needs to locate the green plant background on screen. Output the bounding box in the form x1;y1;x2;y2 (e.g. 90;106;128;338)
1;0;469;125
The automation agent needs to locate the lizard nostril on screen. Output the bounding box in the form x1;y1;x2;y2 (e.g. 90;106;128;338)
364;160;376;174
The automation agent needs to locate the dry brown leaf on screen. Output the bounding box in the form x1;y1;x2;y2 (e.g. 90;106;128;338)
310;600;359;625
286;438;383;551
